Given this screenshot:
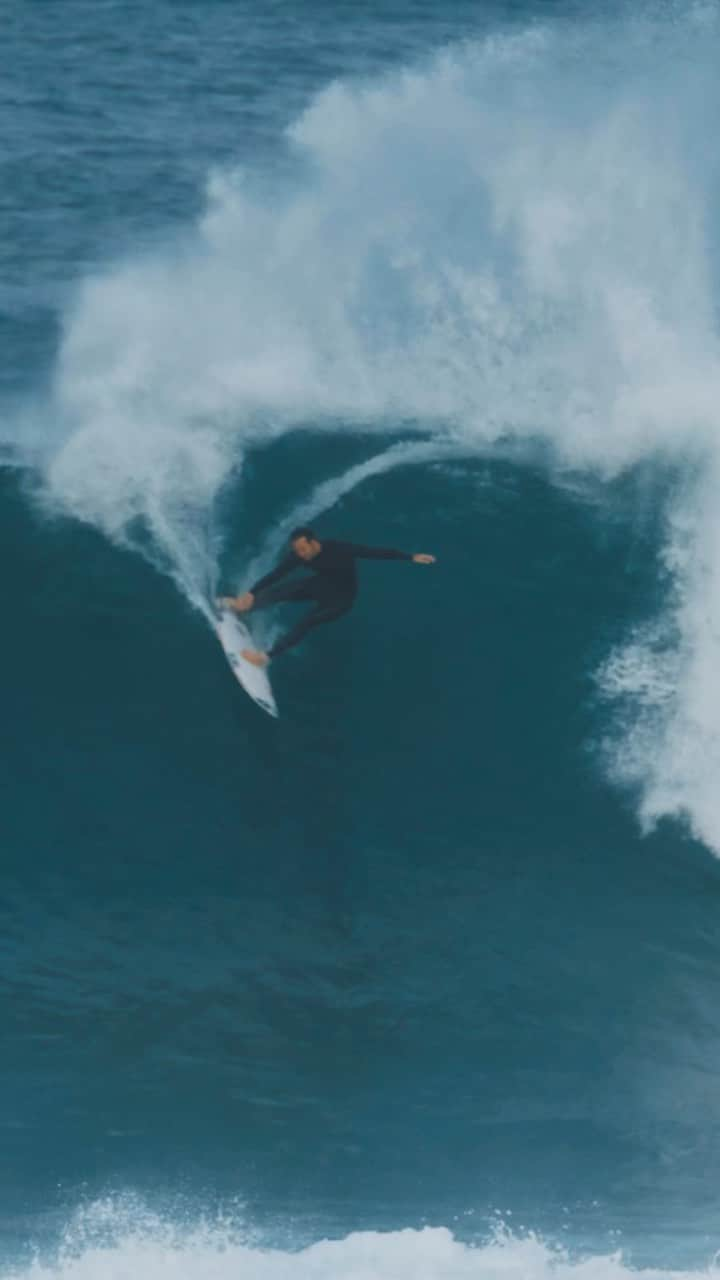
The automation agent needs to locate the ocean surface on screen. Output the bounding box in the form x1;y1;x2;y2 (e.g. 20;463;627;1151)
4;0;720;1274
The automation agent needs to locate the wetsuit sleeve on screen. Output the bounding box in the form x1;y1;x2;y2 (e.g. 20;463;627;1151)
250;552;299;595
345;543;413;561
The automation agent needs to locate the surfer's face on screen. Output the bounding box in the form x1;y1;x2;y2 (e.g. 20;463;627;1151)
292;535;321;561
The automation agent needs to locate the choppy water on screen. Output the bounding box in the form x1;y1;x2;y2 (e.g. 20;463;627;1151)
4;0;720;1274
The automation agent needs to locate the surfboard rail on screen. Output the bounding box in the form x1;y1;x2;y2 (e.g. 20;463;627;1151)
214;609;278;718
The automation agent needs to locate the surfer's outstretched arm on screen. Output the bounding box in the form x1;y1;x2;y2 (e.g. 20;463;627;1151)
346;543;411;560
347;544;436;564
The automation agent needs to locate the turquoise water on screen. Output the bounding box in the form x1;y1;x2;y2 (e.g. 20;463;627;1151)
5;1;720;1274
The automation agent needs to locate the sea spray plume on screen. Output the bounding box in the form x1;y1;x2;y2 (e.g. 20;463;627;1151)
598;455;720;851
35;7;720;851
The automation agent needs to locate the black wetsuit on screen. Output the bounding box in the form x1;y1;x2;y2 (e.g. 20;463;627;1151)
250;539;412;657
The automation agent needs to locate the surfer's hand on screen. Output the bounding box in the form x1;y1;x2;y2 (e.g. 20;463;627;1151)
217;592;255;612
412;553;436;564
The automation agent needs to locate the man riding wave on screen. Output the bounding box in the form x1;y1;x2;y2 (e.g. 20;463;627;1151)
218;527;436;666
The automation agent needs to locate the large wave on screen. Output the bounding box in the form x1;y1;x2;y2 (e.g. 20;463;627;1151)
21;3;720;851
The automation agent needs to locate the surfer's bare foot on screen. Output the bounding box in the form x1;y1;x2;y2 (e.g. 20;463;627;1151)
242;648;269;668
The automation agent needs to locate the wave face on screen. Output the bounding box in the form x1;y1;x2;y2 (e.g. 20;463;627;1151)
6;0;720;1270
21;1;720;851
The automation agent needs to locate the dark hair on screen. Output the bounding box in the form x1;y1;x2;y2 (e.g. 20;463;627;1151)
290;526;316;542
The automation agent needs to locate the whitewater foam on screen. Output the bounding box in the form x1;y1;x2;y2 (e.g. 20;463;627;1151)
3;1198;716;1280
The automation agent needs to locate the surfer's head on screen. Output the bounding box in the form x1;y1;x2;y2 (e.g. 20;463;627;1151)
290;527;322;560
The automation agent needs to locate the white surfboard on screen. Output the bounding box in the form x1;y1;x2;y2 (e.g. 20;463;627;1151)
214;609;278;718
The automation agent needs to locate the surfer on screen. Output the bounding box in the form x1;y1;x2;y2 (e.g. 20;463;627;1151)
218;527;436;666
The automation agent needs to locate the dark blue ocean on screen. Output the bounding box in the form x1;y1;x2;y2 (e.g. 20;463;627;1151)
5;0;720;1274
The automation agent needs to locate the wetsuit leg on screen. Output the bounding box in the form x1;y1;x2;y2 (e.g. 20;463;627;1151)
252;579;320;610
268;596;354;658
